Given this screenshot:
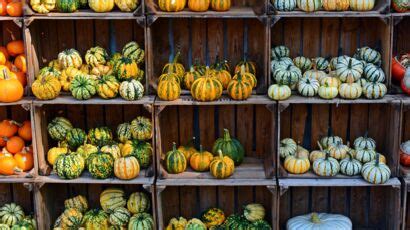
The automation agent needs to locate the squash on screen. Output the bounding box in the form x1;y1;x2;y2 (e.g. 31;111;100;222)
122;41;144;64
284;150;310;174
201;208;225;228
322;0;349;10
293;56;312;73
157;73;181;101
349;0;375;10
114;57;140;81
225;214;249;229
54;153;85;179
119;140;152;168
47;117;73;141
244;203;265;222
47;147;69;165
165;142;187;174
354;46;381;66
37;66;61;79
234;59;257;75
0;203;24;226
298;77;319;97
115;0;138;11
362;81;387;99
392;0;409;12
227;73;253;100
212;68;231;89
335;56;364;82
212;128;245;166
271;57;294;71
114;156;140;180
91;65;112;77
116;122;132;143
85;46;109;67
354;132;376;150
65;128;87;150
320;73;341;88
60;67;81;91
83;209;110;230
296;0;322;11
267;83;291;101
70;74;97;100
109;207;130;227
233;66;257;88
271;46;290;60
177;137;197;161
100;188;126;212
363;63;385;83
64;195;88;213
210;0;230;11
162;52;185;79
312;151;340;176
287;213;352;230
318;82;338;99
158;0;186;12
185;218;207;230
10;218;35;230
119;79;144;101
355;146;376;163
312;57;329;72
58;49;82;68
320;130;342;149
97;75;120;99
54;208;83;229
210;150;235;179
273;64;302;86
339;75;362;99
183;66;201;90
249;220;272;230
87;152;114;179
273;0;297;11
280;138;297;158
166;217;187;230
76;144;99;162
189;145;213;172
127;192;150;214
31;75;61;100
340;151;362;176
191;68;223;102
130;116;152;140
88;0;114;11
128;213;154;230
87;127;113;147
303;67;327;82
361;153;391;184
188;0;210;11
327;141;349;160
309;142;326;162
400;141;410;166
100;143;121;160
30;0;56;13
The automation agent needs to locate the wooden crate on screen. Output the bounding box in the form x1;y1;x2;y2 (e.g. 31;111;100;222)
0;183;35;225
146;16;269;94
401;179;410;230
400;99;410;177
154;96;276;184
34;183;156;230
156;183;276;229
32;96;156;184
277;178;402;230
145;0;267;16
270;16;392;88
277;96;402;178
24;17;148;94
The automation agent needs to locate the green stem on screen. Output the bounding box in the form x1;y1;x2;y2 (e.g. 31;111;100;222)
311;213;321;224
172;142;177;151
217;149;224;159
223;129;231;141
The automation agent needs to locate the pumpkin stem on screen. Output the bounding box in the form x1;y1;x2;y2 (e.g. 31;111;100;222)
317;141;323;151
173;52;181;64
199;145;203;153
310;213;321;224
2;69;9;80
364;130;369;138
223;129;231;141
217;149;224;159
240;65;246;74
6;28;15;41
375;152;380;166
172;142;177;151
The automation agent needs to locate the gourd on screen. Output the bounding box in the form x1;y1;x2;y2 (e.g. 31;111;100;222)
88;127;113;147
335;56;364;82
244;203;265;222
400;141;410;166
87;152;114;179
225;214;249;229
166;217;187;230
97;75;120;99
165;142;187;174
297;77;319;97
130;116;152;140
233;65;257;88
114;57;140;81
280;138;297;158
88;0;115;12
157;73;181;101
273;64;301;86
320;129;342;149
271;57;294;71
127;192;150;214
31;75;61;100
54;208;83;229
273;0;297;11
312;151;340;176
328;141;349;160
183;66;202;90
268;83;291;101
318;82;338;99
191;68;223;102
54;153;85;179
303;67;327;82
109;207;130;227
47;117;73;141
119;140;153;168
64;195;88;213
322;0;349;11
30;0;56;13
287;213;352;230
201;208;225;228
320;73;341;88
60;67;81;91
213;67;232;89
210;0;230;11
0;203;24;226
361;153;391;184
362;81;387;99
162;52;185;79
312;57;329;71
119;79;144;101
82;209;110;230
115;0;138;11
47;147;69;165
249;220;272;230
114;156;140;180
58;49;82;68
65;128;87;150
122;42;145;65
85;46;109;67
158;0;186;12
355;146;376;163
339;75;362;99
117;122;132;143
177;137;197;161
76;144;99;162
354;47;381;66
70;74;97;100
100;188;126;212
212;128;245;165
209;150;235;179
128;213;154;230
185;218;206;230
271;46;290;60
189;145;213;172
188;0;210;11
296;0;322;12
234;60;257;75
354;132;376;150
91;65;113;77
363;63;385;83
100;143;121;160
293;56;312;73
340;151;362;176
309;142;326;162
349;0;375;11
227;73;253;100
284;150;310;174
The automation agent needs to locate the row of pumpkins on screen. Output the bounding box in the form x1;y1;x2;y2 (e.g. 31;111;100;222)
30;0;140;13
268;45;387;101
0;37;27;103
53;188;154;229
157;0;232;12
163;129;244;179
0;119;34;175
157;53;258;101
46;116;153;180
31;42;146;101
271;0;377;12
166;204;271;230
0;203;36;230
280;133;391;184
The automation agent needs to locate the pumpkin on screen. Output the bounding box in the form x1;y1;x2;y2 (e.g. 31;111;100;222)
83;209;110;230
188;0;209;11
189;145;213;172
225;214;250;229
88;127;113;147
184;219;207;230
313;57;329;71
88;0;114;11
60;67;81;91
157;73;181;101
309;142;326;162
6;40;23;57
363;63;385;83
191;69;223;101
13;149;33;171
361;153;391;184
335;56;364;82
320;130;342;149
318;82;338;99
87;152;114;179
0;224;9;229
212;128;245;165
213;68;231;89
362;81;387;99
114;57;140;81
312;151;340;176
115;0;138;11
271;46;290;60
354;132;376;150
349;0;375;10
354;46;381;66
322;0;349;10
293;56;312;72
119;79;144;101
0;154;19;175
0;70;23;103
122;41;144;64
355;146;376;163
58;49;82;68
271;57;294;71
244;203;265;222
91;65;113;77
233;66;257;88
280;138;297;158
38;66;61;80
114;156;140;180
162;52;185;79
64;195;88;213
273;64;302;86
158;0;186;11
166;217;187;230
100;188;126;212
48;59;61;70
327;141;349;160
65;128;86;150
287;213;352;230
273;0;297;10
165;142;187;174
4;136;24;154
14;55;26;73
109;207;130;226
0;203;24;227
249;220;272;230
47;147;69;165
128;213;154;230
96;75;119;99
54;208;83;229
177;137;197;161
85;46;109;67
340;151;362;176
54;153;85;179
70;74;97;100
127;192;150;214
268;83;291;101
234;60;257;75
30;0;56;13
130;116;152;140
116;122;132;143
10;218;35;230
32;75;61;100
0;120;18;140
201;208;225;228
303;68;327;82
210;0;230;11
210;150;235;179
298;77;319;97
338;75;362;99
76;144;99;162
227;74;253;100
284;150;310;174
120;140;152;168
296;0;322;11
183;66;202;90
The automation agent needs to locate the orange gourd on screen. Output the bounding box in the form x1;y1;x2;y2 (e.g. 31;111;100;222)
14;54;26;73
0;1;6;15
0;153;19;175
6;39;24;57
14;149;33;171
0;49;6;65
0;47;9;60
0;69;23;103
18;121;31;141
188;0;210;11
0;119;18;138
13;70;26;87
6;136;24;154
5;61;13;70
6;2;22;16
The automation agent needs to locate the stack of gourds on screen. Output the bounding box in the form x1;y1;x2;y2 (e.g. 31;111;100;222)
166;203;271;229
53;188;154;229
164;129;244;179
46;116;153;180
272;0;376;12
280;132;391;184
158;0;232;12
268;45;387;101
0;120;34;175
30;0;139;13
31;41;145;101
157;53;257;101
0;203;36;229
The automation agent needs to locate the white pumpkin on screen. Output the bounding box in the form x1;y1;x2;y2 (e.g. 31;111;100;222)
287;212;352;230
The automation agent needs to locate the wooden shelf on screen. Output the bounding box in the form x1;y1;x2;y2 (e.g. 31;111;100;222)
278;177;401;187
0;16;23;21
154;95;274;106
272;10;389;18
147;6;262;18
156;178;275;186
0;177;35;183
24;9;142;19
32;95;154;105
0;97;33;107
392;12;410;17
277;94;400;105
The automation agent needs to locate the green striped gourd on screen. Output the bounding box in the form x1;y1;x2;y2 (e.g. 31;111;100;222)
97;75;120;99
100;143;122;160
355;146;376;163
363;63;385;83
87;152;114;179
76;144;99;162
0;224;9;230
119;80;144;101
116;122;132;143
57;48;82;68
56;0;79;12
273;0;297;11
70;74;97;100
320;130;342;149
120;140;153;168
83;209;110;230
130;116;152;140
272;64;302;86
312;152;340;176
109;207;131;226
271;46;290;60
87;127;113;147
293;56;312;73
363;82;387;99
54;208;83;229
249;220;272;230
361;153;391;184
268;83;292;101
244;203;265;222
85;46;109;67
338;75;362;99
354;132;376;150
128;213;154;230
280;138;297;158
303;68;327;82
165;142;187;174
114;57;140;81
212;128;245;166
313;57;329;71
328;141;349;160
122;42;145;65
65;128;87;150
201;208;225;228
340;152;362;176
185;218;207;230
10;218;35;230
296;0;322;11
0;204;24;226
335;56;364;82
297;77;319;97
38;66;61;79
354;46;381;66
64;195;89;213
48;117;73;141
225;214;250;229
54;153;85;179
127;192;150;214
100;188;126;212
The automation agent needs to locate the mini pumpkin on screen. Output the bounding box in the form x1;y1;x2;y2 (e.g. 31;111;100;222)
284;150;310;174
189;145;213;172
312;151;340;177
340;151;362;176
165;142;187;174
280;138;297;158
191;68;223;102
268;83;291;101
361;153;391;184
209;150;235;179
32;75;61;100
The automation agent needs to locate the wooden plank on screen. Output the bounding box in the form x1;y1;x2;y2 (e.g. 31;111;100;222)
282;18;302;56
237;186;253;213
331;104;349;143
199;186;217;212
302;18;321;57
291;105;307;144
290;187;310;216
311;187;329;213
340;18;359;55
179;186;198;219
311;104;329;150
329;187;348;215
236;105;253;156
198;106;215;150
349;104;368;143
178;106;194;149
350;187;368;227
207;19;224;66
12;184;33;214
191;18;206;65
369;187;385;228
321;18;340;57
217;186;234;215
227;19;243;71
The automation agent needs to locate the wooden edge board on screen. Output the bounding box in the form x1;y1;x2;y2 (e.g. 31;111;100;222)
271;11;390;18
278;177;401;187
24;15;142;20
0;98;33;107
0;17;24;21
156;178;277;186
277;94;401;105
34;174;155;185
154;95;275;105
145;6;262;18
32;95;155;105
392;12;410;17
0;177;35;183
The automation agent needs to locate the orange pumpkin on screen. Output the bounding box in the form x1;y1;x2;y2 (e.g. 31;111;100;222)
14;149;33;171
6;40;24;57
6;2;22;16
0;69;23;103
18;121;31;141
13;70;26;87
0;120;18;138
0;153;19;175
14;54;26;73
188;0;210;11
5;61;13;70
0;47;9;60
6;136;24;154
0;1;6;15
0;49;6;65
